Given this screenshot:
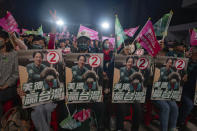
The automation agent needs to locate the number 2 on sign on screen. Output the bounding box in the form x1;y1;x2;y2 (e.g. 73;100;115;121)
175;59;185;70
49;53;56;63
177;60;183;69
47;51;60;64
92;56;98;66
137;58;148;70
88;55;101;68
139;59;145;68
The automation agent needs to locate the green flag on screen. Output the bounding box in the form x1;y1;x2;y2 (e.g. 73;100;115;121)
24;25;43;36
37;25;43;36
24;30;37;35
153;10;173;38
115;15;127;50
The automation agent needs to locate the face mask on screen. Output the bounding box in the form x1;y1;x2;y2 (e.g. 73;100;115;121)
104;43;109;49
32;44;43;49
78;42;88;51
0;40;5;49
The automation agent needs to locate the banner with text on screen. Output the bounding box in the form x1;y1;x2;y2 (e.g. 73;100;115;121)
18;50;65;108
137;20;160;57
0;11;18;32
151;56;188;101
77;25;99;40
112;54;152;103
64;53;103;103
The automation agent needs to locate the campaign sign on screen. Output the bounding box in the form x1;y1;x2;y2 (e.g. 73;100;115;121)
18;50;65;108
112;54;152;103
64;53;103;103
151;56;188;101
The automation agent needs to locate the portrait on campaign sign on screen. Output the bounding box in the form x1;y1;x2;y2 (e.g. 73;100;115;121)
64;53;103;103
194;81;197;105
151;56;188;101
18;50;65;108
112;54;152;103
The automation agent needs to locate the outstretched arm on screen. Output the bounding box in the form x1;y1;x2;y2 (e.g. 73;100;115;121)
48;10;57;49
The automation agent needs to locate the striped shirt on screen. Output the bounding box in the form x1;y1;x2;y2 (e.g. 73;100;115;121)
0;51;19;87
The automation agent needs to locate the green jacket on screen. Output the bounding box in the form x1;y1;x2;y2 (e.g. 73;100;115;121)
120;66;136;83
159;67;174;82
26;63;46;83
71;65;88;82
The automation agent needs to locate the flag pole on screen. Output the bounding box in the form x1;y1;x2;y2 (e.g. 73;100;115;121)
162;10;173;41
115;14;117;54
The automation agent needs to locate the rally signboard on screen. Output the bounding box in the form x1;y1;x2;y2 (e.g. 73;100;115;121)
18;50;65;108
151;56;188;101
64;53;103;103
112;54;152;103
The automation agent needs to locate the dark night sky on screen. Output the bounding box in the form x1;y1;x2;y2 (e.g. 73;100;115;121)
0;0;196;35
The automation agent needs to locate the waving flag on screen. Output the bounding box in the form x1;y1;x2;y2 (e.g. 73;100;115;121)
190;28;197;46
124;26;139;37
153;10;173;38
115;15;127;50
77;25;99;40
137;20;160;57
24;30;37;35
0;11;18;32
37;25;43;36
24;25;43;36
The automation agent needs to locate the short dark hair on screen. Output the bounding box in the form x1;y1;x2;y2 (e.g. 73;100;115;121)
59;39;66;43
28;34;35;37
33;51;44;59
65;39;70;42
126;56;134;64
166;58;173;64
0;30;9;40
124;37;134;46
77;55;86;62
77;36;90;43
32;36;47;46
102;39;109;49
103;39;109;44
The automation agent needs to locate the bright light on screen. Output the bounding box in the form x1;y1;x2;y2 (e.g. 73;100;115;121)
56;20;64;26
101;22;110;29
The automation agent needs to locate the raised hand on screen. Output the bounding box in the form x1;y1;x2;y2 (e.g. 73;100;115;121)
49;10;57;21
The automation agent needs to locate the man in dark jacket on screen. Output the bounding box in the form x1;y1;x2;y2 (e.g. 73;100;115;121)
178;46;197;130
